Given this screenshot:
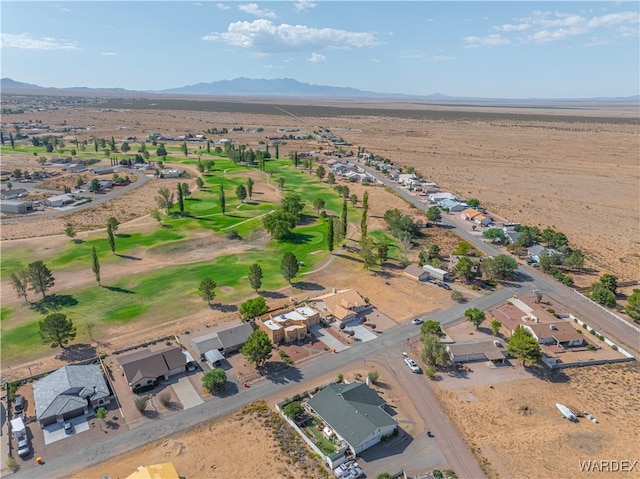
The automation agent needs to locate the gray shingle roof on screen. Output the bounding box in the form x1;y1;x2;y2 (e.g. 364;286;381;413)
307;382;397;450
217;323;253;351
33;365;110;421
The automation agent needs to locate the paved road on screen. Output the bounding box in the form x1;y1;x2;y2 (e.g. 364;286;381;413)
15;286;517;479
356;162;640;355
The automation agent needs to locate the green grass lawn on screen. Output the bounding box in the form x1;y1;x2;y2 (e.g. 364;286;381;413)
1;155;361;362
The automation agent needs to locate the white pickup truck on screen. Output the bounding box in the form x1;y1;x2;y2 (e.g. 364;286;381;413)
10;417;30;458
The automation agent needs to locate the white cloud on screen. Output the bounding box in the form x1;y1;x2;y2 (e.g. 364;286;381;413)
263;64;284;69
463;34;509;48
1;33;78;51
308;52;326;63
216;3;231;10
101;52;118;56
473;9;639;47
293;1;316;13
193;2;202;5
401;50;455;61
239;3;277;19
202;19;378;52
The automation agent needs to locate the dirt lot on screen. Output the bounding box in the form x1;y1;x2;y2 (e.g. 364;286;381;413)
433;361;640;478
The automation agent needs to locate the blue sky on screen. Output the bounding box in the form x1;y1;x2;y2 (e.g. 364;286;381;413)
1;1;638;98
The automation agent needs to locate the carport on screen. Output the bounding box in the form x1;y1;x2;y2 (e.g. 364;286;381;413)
204;349;225;366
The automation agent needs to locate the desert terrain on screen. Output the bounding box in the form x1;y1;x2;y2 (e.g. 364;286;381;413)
1;95;638;478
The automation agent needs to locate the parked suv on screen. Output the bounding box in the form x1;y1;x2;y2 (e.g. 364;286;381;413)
14;395;24;413
17;438;30;457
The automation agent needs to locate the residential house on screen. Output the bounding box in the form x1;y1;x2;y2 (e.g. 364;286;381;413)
396;173;418;185
403;265;429;282
0;188;28;200
306;382;397;455
429;192;457;203
217;323;254;353
66;165;88;173
447;340;508;365
161;169;182;179
91;166;116;175
33;365;112;427
117;345;187;390
312;289;369;325
44;194;74;207
0;200;34;214
522;321;585;348
422;265;450;281
49;157;72;164
527;245;563;264
256;305;321;344
504;230;522;244
439;198;467;212
460;208;492;226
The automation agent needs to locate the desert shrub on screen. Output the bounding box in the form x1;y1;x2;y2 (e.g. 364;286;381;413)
590;329;597;335
134;395;149;413
425;366;437;378
158;391;172;407
337;374;344;382
611;345;618;351
451;290;464;302
585;344;596;350
225;229;241;240
368;370;379;384
444;469;458;479
598;334;604;341
7;456;17;472
433;470;444;479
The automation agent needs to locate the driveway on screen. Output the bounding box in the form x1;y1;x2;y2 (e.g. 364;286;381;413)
309;325;349;352
170;376;203;410
344;321;378;342
43;417;90;445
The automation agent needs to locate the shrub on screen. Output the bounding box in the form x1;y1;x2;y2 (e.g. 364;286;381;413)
433;470;444;479
472;285;480;291
225;229;241;240
337;374;344;382
158;391;172;407
590;329;597;335
546;308;555;314
7;456;17;472
425;366;437;378
368;371;379;384
585;344;596;350
576;329;582;334
484;279;497;287
611;344;618;351
134;395;149;413
451;290;464;302
598;334;604;341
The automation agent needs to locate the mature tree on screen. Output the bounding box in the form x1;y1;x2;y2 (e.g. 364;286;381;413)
507;325;542;366
121;142;131;154
281;252;299;284
327;171;336;184
263;210;298;240
376;242;389;264
181;182;191;198
563;249;585;270
205;159;215;171
313;197;325;215
246;177;254;199
198;278;217;305
454;256;477;282
89;178;101;193
26;261;55;298
155;187;175;213
599;274;618;294
426;206;442;224
91;246;101;286
464;307;486;329
316;165;326;180
481;254;518;280
341;199;348;238
240;329;273;368
420;333;451;368
360;238;377;270
421;320;445;338
538;251;562;273
107;216;120;234
196;177;204;189
383;208;419;239
625;289;640;321
467;198;480;208
239;296;269;320
6;181;13;191
490;319;502;336
327;219;334;252
235;184;247;202
248;263;263;293
150;208;163;225
281;193;304;218
39;313;76;349
399;232;412;265
219;183;226;215
177;183;185;214
451;290;464;302
482;228;506;243
65;225;77;241
283;400;305;421
590;283;616;307
202;368;227;394
278;177;285;190
107;224;116;254
515;225;541;248
362;190;369;212
181;141;188;157
350;194;358;207
10;270;30;302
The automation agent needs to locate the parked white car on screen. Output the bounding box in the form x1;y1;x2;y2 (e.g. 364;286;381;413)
404;355;421;373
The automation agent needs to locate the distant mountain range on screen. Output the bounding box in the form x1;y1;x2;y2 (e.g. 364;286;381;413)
2;77;638;102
